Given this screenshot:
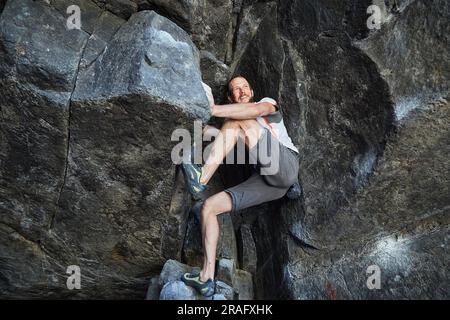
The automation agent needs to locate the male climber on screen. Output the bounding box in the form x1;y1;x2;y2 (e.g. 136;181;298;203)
180;76;300;297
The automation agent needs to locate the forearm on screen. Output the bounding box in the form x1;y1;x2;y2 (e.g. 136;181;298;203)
211;103;260;119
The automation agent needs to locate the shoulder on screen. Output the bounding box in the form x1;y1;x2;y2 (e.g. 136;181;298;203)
257;97;277;106
256;97;279;113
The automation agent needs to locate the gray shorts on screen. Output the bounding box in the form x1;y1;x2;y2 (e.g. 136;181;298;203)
224;129;299;213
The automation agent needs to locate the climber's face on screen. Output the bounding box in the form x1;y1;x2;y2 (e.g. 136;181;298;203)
228;77;254;104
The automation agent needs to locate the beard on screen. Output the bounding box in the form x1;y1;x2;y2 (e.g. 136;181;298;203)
239;95;254;103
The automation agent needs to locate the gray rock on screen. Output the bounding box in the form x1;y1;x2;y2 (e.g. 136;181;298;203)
159;280;197;300
80;10;126;70
233;1;276;62
216;258;236;287
217;213;239;264
181;207;203;267
0;0;448;301
0;2;209;299
234;269;253;300
0;0;6;13
102;0;138;20
215;280;236;300
232;0;449;300
158;259;199;288
145;276;160;300
237;224;257;275
0;0;87;246
136;0;234;62
200;50;231;104
355;0;450;122
52;9;209;295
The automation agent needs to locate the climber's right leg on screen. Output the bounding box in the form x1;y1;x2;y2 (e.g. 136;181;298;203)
181;119;249;200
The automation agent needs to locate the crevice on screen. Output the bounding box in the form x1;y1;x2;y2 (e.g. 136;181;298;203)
48;35;90;231
47;8;128;230
229;1;245;63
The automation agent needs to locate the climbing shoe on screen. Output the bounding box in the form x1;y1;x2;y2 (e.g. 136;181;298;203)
286;181;302;200
190;200;203;224
181;272;215;297
181;163;207;201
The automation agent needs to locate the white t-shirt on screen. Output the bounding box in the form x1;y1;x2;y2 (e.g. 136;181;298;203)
255;97;299;154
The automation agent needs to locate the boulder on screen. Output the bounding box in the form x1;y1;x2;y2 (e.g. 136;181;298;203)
136;0;234;63
216;258;236;286
160;280;197;300
237;224;257;275
0;0;209;298
234;269;254;300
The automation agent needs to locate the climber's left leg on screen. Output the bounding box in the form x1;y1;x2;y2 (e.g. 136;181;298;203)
198;191;233;282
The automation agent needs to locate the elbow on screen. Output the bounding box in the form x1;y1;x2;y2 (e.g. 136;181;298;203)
252;106;265;118
255;103;273;117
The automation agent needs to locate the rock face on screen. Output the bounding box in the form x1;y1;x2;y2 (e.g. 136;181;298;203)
0;0;449;299
0;0;208;298
355;0;450;122
231;0;449;299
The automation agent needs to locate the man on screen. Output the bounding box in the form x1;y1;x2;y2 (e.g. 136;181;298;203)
180;76;300;297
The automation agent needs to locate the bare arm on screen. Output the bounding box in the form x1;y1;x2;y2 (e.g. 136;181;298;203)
203;124;220;140
211;102;276;119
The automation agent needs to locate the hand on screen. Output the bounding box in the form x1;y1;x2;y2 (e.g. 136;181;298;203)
201;82;215;109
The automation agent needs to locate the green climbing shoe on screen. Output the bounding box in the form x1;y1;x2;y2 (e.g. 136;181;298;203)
181;272;215;297
181;163;207;201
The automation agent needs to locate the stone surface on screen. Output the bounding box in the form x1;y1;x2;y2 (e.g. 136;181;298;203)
232;1;275;62
230;0;449;299
145;276;160;300
0;1;88;298
355;0;450;122
160;280;197;300
215;280;236;300
285;99;450;299
234;269;253;300
200;50;231;104
158;259;198;288
216;258;236;287
0;1;209;299
237;224;257;275
155;259;249;300
135;0;234;63
0;0;448;300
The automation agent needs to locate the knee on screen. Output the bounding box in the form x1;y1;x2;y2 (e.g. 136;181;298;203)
223;119;241;130
201;199;218;220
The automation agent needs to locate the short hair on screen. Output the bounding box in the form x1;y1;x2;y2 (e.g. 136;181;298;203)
227;75;252;97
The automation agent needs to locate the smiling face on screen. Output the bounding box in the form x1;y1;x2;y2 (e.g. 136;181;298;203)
228;76;254;103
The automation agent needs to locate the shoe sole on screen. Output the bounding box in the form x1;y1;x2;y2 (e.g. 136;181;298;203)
182;276;215;297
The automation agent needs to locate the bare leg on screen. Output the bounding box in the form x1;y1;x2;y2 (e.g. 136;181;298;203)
199;191;233;282
200;119;263;185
